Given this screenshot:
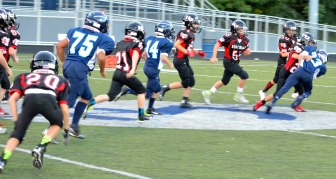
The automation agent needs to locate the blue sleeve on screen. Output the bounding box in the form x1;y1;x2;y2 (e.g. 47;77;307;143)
317;64;327;78
66;28;76;39
161;40;174;55
99;34;115;55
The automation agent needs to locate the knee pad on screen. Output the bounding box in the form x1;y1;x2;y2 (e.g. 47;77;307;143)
10;131;24;144
147;78;161;93
189;76;195;87
181;78;191;88
237;70;249;80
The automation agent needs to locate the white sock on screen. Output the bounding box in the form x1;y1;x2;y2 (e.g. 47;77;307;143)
210;86;217;93
237;87;244;93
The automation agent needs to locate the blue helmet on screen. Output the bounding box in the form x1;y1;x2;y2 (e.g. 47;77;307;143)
84;11;109;33
318;50;328;64
298;32;315;47
155;21;175;39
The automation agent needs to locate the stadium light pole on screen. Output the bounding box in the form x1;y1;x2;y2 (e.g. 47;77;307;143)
308;0;319;37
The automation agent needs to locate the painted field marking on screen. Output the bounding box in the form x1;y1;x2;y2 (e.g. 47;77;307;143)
284;130;336;139
0;144;151;179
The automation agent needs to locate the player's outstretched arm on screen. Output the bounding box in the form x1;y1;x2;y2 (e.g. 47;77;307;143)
210;42;220;64
60;104;70;145
9;92;20;122
97;51;106;78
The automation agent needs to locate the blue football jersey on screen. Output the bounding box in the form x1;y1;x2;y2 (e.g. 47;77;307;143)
65;27;115;71
144;36;174;69
301;46;324;74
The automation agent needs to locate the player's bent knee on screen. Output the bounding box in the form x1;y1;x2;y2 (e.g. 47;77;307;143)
238;71;249;80
181;78;191;88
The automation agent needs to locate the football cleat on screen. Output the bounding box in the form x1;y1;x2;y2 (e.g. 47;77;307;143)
265;105;273;114
258;90;266;100
292;105;306;112
201;90;213;105
146;108;162;115
32;144;46;169
114;86;129;102
233;92;249;104
253;100;264;111
159;85;169;101
0;127;7;134
0;107;8;115
180;99;194;108
138;114;152;122
0;156;6;173
69;126;86;139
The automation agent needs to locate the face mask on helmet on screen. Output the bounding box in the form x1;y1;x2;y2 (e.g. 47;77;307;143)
283;21;297;38
30;51;59;74
230;20;248;38
125;21;146;41
0;9;9;31
85;11;109;33
182;14;202;33
155;21;175;40
299;32;315;47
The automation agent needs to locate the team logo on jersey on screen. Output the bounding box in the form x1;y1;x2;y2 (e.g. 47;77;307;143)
180;32;188;39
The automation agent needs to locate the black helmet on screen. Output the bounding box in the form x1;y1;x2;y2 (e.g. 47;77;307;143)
230;20;248;37
4;8;19;29
125;21;146;41
30;51;59;74
85;11;109;33
0;9;9;31
182;14;202;33
283;21;297;37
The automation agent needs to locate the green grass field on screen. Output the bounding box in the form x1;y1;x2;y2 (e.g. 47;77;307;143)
1;53;336;179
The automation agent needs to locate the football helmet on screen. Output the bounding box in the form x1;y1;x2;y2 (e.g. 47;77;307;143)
318;50;328;64
298;32;315;47
125;21;146;41
30;51;59;74
4;8;19;30
283;21;297;37
182;14;201;33
230;20;248;38
155;21;175;39
85;11;109;33
0;9;9;31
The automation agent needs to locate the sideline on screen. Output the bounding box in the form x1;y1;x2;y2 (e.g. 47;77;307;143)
0;144;151;179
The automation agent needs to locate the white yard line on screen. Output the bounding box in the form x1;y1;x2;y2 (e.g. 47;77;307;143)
0;144;151;179
284;130;336;139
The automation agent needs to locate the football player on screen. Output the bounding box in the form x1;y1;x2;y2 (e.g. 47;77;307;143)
0;51;70;172
159;14;206;108
2;8;20;104
55;11;115;138
266;42;328;114
202;19;251;104
258;21;297;99
0;9;13;121
253;32;314;112
87;21;152;121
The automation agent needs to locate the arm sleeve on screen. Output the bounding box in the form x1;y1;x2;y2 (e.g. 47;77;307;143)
9;74;24;97
99;35;115;55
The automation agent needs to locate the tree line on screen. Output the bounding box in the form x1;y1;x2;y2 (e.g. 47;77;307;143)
209;0;336;26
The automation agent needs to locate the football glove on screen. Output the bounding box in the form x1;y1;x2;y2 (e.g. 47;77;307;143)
187;50;196;57
63;129;70;145
198;50;206;58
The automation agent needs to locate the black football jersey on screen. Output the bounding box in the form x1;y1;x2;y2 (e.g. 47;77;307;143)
285;44;304;73
218;33;249;61
115;37;144;72
174;29;195;59
9;71;70;104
